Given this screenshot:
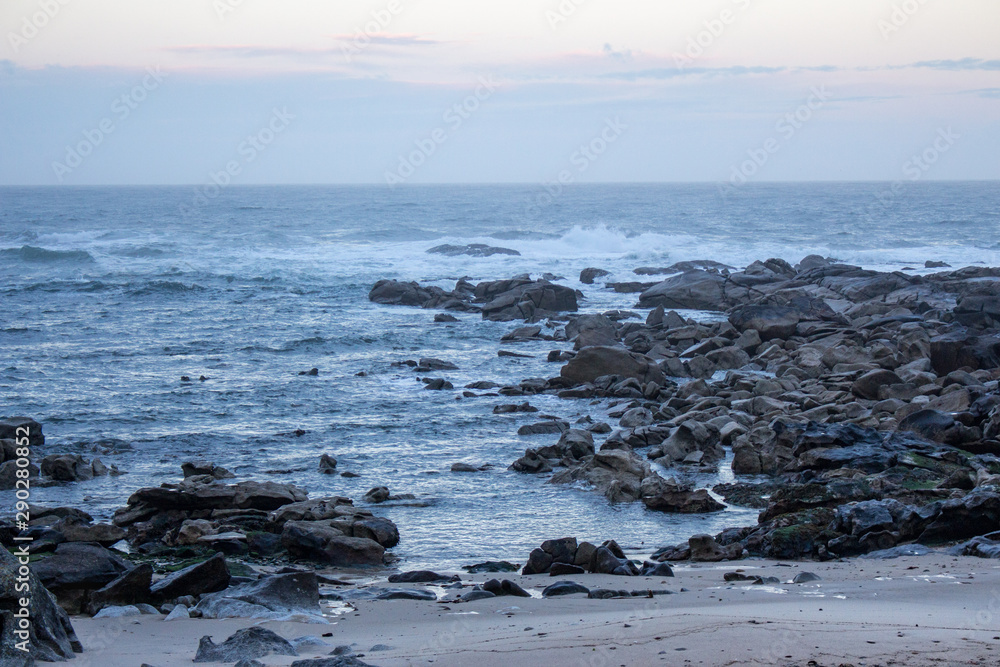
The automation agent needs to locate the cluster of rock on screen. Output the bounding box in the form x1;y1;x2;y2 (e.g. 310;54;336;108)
0;418;125;490
108;463;399;566
370;275;580;321
373;256;1000;561
521;537;674;577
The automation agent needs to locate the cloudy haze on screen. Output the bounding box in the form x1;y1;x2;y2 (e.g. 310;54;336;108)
1;0;998;184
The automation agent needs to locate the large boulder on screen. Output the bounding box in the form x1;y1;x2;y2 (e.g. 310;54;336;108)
560;346;664;385
150;553;231;601
640;477;725;514
0;546;81;662
281;521;385;566
481;281;579;321
368;280;433;306
0;418;44;448
637;270;728;311
31;543;131;609
852;369;904;401
728;305;801;341
194;626;298;663
85;563;153;615
196;572;322;620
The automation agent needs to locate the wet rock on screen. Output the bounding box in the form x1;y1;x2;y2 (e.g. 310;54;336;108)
181;461;235;479
318;454;338;474
641;477;725;514
150;553;231;601
517;420;569;436
792;572;821;583
369;280;433;306
462;561;519;574
0;417;44;447
388;571;456;583
423;378;454;390
40;454;104;482
31;543;131;609
363;487;391;504
580;267;611;284
194;627;298;663
434;313;460;323
281;521;385;566
541;581;590;597
428;243;520;257
461;589;496;602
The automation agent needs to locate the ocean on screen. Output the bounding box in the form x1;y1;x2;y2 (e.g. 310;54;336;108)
2;182;998;569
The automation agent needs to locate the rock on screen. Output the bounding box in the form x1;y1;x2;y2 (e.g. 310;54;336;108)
641;478;725;514
364;487;391;504
619;407;654;428
688;534;727;562
560;346;665;385
792;572;821;583
165;604;190;621
353;517;400;548
31;543;131;600
318;454;338;474
517;421;569;436
450;462;483;472
86;563;153;615
580;267;611;284
541;581;590;597
434;313;460;323
428;243;520;257
521;549;554;575
93;605;143;619
457;588;494;602
637;270;728;311
196;572;322;620
290;657;376;667
640;561;674;577
194;627;298;663
281;521;385;566
852;369;903;400
926;260;951;269
181;461;234;479
150;553;231;601
729;305;801;341
549;562;585;576
0;545;81;662
416;357;459;371
897;409;958;443
480;280;579;321
388;571;455;583
462;561;519;574
423;378;454;390
369;280;433;306
40;454;96;482
0;417;44;447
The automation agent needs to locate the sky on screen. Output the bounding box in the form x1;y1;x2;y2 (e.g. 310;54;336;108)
0;0;998;185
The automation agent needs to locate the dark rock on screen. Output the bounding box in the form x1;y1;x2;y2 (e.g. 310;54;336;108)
542;581;590;597
86;563;153;615
852;369;904;400
434;313;460;323
0;545;81;662
150;553;231;601
793;572;822;583
548;563;585;576
560;346;665;385
428;243;520;257
194;626;298;663
364;487;391;504
637;270;728;311
580;268;611;284
460;589;496;602
388;571;455;583
728;305;800;341
196;572;321;619
462;561;519;574
281;522;385;566
369;280;433;307
689;534;727;562
521;549;554;575
31;543;130;593
640;561;674;577
318;454;338;474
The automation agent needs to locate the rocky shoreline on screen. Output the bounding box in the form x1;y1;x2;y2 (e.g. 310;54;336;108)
5;254;1000;664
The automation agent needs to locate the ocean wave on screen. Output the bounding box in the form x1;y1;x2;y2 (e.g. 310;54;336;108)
1;245;95;263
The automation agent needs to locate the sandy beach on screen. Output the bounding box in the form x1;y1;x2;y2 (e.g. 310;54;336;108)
68;555;1000;667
